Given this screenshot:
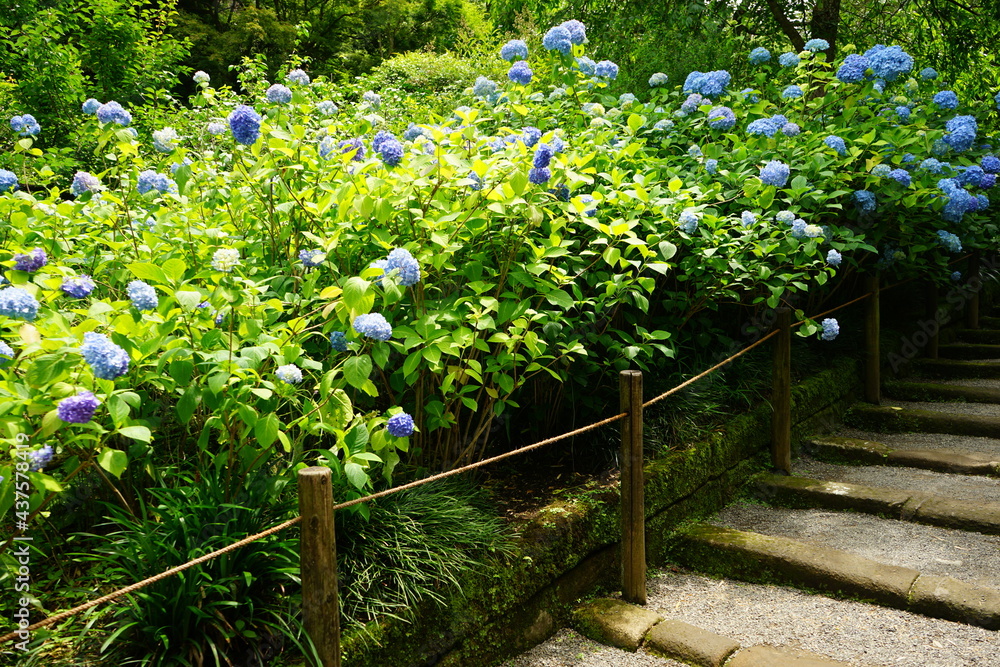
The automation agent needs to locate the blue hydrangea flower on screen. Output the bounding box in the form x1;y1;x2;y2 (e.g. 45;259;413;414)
468;172;484;190
316;101;339;116
0;287;38;321
378;136;404;167
933;91;959;110
266;84;292;104
943;115;977;152
10;114;41;137
575;57;596;76
362;90;381;107
649;72;669;87
542;25;573;55
137;170;174;194
338;138;366;161
127;280;158;311
561;19;587;44
821;318;839;340
995;91;1000;109
889;169;911;186
759;160;790;187
778;52;800;68
782;85;804;99
868;45;913;81
790;219;808;238
688;145;702;158
705;159;718;174
13;248;47;272
82;98;101;114
804;38;830;52
871;163;892;177
895;106;911;122
741;88;760;103
982;174;997;189
329;331;348;351
533;143;553;168
96;101;132;126
206;121;227;135
956;165;986;188
920;67;938;79
824;135;847;155
853;189;876;214
920;158;946;173
353;313;392;341
71;171;102;195
500;39;529;62
299;249;324;267
0;340;12;365
57;391;101;423
387;412;415;437
776;211;796;224
749;47;771;64
286;69;310;86
981;156;1000;174
228;105;261;145
836;54;870;83
595;60;619;80
939;177;975;222
384;248;421;286
528;167;551;185
521;126;542;147
508;61;533;85
653;119;674;132
951;271;962;282
707;106;735;130
618;93;636;106
681;93;705;114
473;77;498;98
152;127;179;153
827;249;842;266
937;229;962;252
741;211;756;227
276;364;303;384
679;208;699;234
781;122;800;136
61;275;96;298
81;332;129;379
28;445;54;472
3;169;21;192
747;118;780;137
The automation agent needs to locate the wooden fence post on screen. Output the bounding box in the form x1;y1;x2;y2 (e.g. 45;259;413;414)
865;275;881;405
967;250;981;330
926;283;939;359
771;307;792;474
620;370;645;605
298;467;341;667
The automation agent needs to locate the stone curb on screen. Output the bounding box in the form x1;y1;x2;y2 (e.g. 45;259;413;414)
725;645;859;667
885;380;1000;405
805;436;1000;476
670;523;1000;630
757;474;1000;535
912;358;1000;380
645;619;739;666
938;343;1000;361
571;598;664;651
845;404;1000;439
958;328;1000;345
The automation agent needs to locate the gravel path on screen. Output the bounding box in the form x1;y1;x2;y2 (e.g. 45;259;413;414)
836;427;1000;456
908;377;1000;390
712;504;1000;588
794;455;1000;504
881;399;1000;418
501;628;685;667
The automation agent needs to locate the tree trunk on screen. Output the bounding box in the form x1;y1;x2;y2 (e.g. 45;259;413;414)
810;0;842;61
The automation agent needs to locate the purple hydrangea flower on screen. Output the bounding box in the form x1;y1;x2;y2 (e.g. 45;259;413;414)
71;171;102;195
266;84;292;104
61;275;96;298
533;143;553;168
508;61;533;85
28;445;54;472
57;391;101;423
228;105;262;145
338;138;366;161
13;248;47;272
386;412;415;437
96;101;132;126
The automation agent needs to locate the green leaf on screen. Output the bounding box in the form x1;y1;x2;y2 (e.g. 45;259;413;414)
127;262;169;285
162;258;187;283
255;413;280;448
118;426;152;442
175;290;202;311
658;241;677;260
544;289;574;309
177;386;199;424
345;423;370;455
344;355;373;389
97;448;128;478
344;462;368;490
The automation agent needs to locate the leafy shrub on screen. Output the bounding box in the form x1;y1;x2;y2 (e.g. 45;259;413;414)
366;50;479;94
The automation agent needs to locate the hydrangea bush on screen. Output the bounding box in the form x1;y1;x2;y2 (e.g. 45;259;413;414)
0;27;997;523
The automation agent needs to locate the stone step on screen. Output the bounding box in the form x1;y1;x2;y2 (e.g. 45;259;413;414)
956;328;1000;345
885;380;1000;404
912;358;1000;379
804;436;1000;476
844;403;1000;439
981;315;1000;328
669;518;1000;629
757;474;1000;534
938;342;1000;360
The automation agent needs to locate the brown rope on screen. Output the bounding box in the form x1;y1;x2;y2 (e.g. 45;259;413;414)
794;292;872;327
642;330;779;409
0;515;302;644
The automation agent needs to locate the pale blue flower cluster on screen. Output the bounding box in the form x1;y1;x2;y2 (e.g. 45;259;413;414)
521;126;542;147
889;169;911;186
384;248;421;286
96;101;132;126
228;105;262;145
804;38;829;52
920;158;946;173
82;98;101;114
0;340;12;365
71;171;102;195
28;445;54;472
836;54;869;83
649;72;669;87
61;275;96;298
741;211;756;227
870;163;892;177
759;160;790;187
316;100;339;116
353;313;392;341
207;121;227;135
707;106;735;130
619;93;636;106
748;47;770;64
128;280;158;311
575;57;596;76
299;249;324;267
338;138;366;161
782;85;804;99
781;122;800;136
821;318;839;341
500;40;529;62
681;93;704;114
508;61;533;85
867;45;913;81
276;364;303;384
137;170;174;194
679;208;699;234
937;229;962;252
387;412;415;437
152;127;179;153
778;52;799;68
193;70;210;85
682;70;730;97
938;178;976;222
473;77;498;99
595;60;619;80
286;69;310;86
561;20;586;44
827;249;842;266
853;190;876;214
705;159;718;174
895;106;911;122
933;91;959;110
374;130;404;166
578;194;597;216
824;135;847;155
943;115;977;152
920;67;938;79
542;25;573;55
81;332;130;379
10;114;40;137
58;391;101;423
0;287;39;321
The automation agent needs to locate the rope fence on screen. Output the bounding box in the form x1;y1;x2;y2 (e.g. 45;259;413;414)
4;254;987;661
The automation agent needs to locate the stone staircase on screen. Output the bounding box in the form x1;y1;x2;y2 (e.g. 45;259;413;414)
510;319;1000;666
